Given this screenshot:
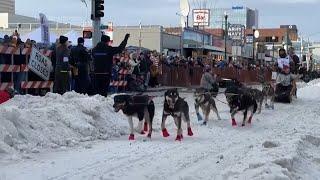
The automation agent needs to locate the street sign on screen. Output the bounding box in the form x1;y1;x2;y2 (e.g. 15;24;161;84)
100;25;108;30
28;47;52;81
246;35;254;44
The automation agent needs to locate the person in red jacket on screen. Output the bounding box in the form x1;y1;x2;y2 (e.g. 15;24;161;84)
0;87;15;104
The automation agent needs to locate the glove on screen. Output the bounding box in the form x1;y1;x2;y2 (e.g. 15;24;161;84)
125;33;130;40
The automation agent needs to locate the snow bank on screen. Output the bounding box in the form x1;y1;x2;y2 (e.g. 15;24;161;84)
307;78;320;86
0;92;127;155
298;78;320;100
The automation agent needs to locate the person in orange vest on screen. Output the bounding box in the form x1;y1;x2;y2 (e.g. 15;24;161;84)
0;87;16;104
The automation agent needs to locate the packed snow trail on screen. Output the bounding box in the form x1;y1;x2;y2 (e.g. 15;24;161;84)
1;83;320;180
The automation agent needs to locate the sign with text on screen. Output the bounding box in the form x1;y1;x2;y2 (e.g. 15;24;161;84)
193;9;210;26
228;24;245;42
28;47;52;81
246;35;254;44
232;6;244;10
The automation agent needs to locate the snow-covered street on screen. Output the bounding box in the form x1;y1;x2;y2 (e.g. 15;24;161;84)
1;81;320;180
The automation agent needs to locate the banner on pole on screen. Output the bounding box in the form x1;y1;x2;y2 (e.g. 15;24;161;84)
39;13;50;45
28;47;52;80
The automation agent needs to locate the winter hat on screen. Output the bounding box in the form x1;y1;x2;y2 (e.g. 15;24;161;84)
77;37;84;44
59;36;68;44
101;35;111;43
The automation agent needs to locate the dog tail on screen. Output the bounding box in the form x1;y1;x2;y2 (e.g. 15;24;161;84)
148;100;155;122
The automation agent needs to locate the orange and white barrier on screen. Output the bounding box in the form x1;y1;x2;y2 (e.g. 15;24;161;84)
0;65;20;72
109;81;128;87
21;81;53;89
0;46;54;93
118;69;130;75
0;83;13;91
20;64;29;72
119;57;130;63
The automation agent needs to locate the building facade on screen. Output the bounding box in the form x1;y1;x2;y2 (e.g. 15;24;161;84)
0;0;15;14
209;6;258;29
113;26;181;53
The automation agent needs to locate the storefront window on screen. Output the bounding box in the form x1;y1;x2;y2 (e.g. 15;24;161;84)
183;29;211;46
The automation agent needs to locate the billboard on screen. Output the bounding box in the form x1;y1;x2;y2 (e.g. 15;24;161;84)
228;24;245;42
0;13;8;29
193;9;210;27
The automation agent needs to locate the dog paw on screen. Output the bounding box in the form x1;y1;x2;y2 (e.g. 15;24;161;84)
129;134;135;141
232;119;237;126
162;128;170;137
147;133;151;138
175;135;182;141
144;122;148;132
187;127;193;136
140;131;145;135
242;124;245;127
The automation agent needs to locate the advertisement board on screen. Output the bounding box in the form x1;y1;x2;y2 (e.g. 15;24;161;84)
228;24;245;42
193;9;210;27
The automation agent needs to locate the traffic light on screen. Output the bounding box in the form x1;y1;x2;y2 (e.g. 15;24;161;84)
95;0;104;18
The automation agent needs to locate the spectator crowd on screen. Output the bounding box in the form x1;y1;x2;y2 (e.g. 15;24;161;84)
0;30;313;99
0;31;163;96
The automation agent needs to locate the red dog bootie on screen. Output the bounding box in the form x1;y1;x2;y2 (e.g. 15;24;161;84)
162;128;170;137
129;134;135;140
187;127;194;136
140;131;145;135
232;119;237;126
144;122;148;132
175;135;182;141
248;116;253;124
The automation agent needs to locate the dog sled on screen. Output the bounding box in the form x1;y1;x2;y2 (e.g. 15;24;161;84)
274;72;300;103
274;83;292;103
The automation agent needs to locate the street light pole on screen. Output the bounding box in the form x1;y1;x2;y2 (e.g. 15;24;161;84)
272;35;275;61
224;11;228;62
300;35;303;63
252;27;259;64
92;0;102;47
253;28;255;62
139;21;142;52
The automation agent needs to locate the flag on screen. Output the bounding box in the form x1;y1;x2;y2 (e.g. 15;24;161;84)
39;13;50;46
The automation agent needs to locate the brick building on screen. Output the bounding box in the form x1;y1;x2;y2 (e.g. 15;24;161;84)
245;25;298;44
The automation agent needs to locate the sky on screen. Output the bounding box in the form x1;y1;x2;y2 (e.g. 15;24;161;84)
15;0;320;41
